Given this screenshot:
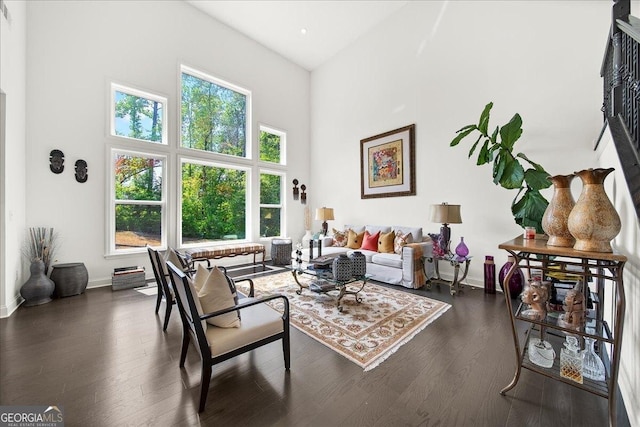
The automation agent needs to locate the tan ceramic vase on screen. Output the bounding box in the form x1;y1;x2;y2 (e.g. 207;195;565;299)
567;168;621;252
542;174;576;247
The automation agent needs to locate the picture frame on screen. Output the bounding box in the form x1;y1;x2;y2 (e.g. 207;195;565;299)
360;124;415;199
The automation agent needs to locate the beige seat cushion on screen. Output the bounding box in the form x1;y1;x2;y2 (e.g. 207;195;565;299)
198;267;240;328
205;303;283;358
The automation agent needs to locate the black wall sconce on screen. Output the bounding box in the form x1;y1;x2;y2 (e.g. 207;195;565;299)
292;178;307;204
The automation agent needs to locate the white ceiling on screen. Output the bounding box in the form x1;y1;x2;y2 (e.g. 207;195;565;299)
186;1;409;71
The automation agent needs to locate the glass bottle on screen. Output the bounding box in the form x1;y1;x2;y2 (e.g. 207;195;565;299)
455;237;469;259
484;256;496;294
581;336;605;381
560;336;583;384
498;255;525;299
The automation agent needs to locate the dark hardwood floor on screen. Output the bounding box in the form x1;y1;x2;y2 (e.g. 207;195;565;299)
0;268;629;426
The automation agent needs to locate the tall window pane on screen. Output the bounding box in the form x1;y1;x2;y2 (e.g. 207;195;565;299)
111;84;166;144
181;69;248;157
260;128;282;163
113;152;164;250
260;173;282;237
181;161;247;244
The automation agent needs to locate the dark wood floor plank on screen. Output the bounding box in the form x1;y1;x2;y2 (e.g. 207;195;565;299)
0;273;629;426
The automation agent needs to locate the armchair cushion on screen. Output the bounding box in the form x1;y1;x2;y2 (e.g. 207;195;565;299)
193;264;209;293
163;249;186;275
198;267;241;328
205;302;283;358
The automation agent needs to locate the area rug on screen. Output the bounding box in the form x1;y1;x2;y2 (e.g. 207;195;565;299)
238;272;451;371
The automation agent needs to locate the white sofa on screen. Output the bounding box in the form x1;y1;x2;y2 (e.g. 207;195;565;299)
295;224;434;289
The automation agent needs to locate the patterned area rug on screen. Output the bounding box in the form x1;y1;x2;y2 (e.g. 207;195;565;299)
239;272;451;371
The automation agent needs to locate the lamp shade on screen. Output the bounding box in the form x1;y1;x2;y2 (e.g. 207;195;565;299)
430;203;462;224
315;207;335;221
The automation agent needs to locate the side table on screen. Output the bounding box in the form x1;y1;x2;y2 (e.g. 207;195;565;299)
50;262;89;298
271;239;293;266
425;255;471;296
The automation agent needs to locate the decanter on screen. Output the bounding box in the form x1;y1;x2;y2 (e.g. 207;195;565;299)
560;336;583;384
581;336;605;381
455;237;469;259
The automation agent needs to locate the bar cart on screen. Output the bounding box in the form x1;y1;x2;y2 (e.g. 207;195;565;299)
498;235;627;426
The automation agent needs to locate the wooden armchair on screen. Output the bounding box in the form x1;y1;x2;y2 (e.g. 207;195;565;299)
146;246;176;331
166;261;291;412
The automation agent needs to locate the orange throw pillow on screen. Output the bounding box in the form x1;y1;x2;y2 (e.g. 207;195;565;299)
378;231;396;253
361;230;380;251
346;229;365;249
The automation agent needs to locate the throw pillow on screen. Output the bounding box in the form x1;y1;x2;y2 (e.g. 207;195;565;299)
163;248;185;275
198;267;241;328
346;229;365;249
394;231;413;254
361;230;380;251
378;231;396;253
193;264;209;293
332;228;348;247
186;276;208;332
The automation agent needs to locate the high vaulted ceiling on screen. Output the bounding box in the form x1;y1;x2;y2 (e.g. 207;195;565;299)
186;1;409;71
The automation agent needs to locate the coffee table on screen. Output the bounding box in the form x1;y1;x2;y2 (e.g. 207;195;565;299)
288;266;370;312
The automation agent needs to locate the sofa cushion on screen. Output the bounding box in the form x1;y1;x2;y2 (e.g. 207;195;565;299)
344;224;365;233
365;225;392;235
394;231;413;254
378;231;395;253
392;225;423;243
347;229;365;249
361;230;380;251
331;228;348;247
371;252;403;269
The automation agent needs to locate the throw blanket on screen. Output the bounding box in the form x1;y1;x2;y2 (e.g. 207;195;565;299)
406;243;425;285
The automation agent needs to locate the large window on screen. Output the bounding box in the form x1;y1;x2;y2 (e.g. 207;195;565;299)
110;150;166;252
180;159;248;245
260;172;283;237
181;66;250;157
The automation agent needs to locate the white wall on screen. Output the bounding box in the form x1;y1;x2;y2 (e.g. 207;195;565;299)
21;0;310;288
310;1;638;424
0;0;28;317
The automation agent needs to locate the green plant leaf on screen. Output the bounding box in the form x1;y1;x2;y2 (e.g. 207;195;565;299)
511;188;549;232
468;134;483;158
492;150;507;185
498;152;525;189
477;139;492;165
478;102;493;135
456;124;477;133
516;152;546;171
450;126;476;147
524;168;552;190
490;126;499;144
499;114;523;150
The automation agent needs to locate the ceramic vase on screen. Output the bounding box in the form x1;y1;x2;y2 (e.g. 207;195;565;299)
332;254;353;282
542;174;576;247
567;168;621;252
498;255;524;298
20;260;55;306
348;251;367;277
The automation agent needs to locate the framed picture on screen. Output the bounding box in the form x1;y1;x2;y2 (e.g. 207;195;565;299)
360;124;415;199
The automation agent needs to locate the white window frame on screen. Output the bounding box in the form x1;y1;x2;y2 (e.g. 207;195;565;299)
258;124;287;166
107;147;168;255
110;82;168;145
259;168;286;238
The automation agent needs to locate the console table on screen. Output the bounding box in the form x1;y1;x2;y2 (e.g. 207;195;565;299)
498;235;627;426
425;254;471;296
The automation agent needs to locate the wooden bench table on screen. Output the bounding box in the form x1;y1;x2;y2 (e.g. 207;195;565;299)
185;243;266;268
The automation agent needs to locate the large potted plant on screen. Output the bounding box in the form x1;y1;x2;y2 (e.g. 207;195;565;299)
450;102;551;232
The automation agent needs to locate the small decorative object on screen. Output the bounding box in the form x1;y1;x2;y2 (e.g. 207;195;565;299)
50;262;89;297
22;227;58;274
520;280;549;321
499;255;525;298
292;179;299;200
75;159;88;183
581;335;605;381
295;243;303;270
483;255;496;294
454;237;469;260
360;124;416;199
542;174;576;247
20;260;55;306
300;184;307;204
567;167;621;252
332;254;353;282
429;203;462;254
528;338;555;368
428;233;445;258
560;335;583;384
524;227;536;240
49;149;64;174
349;251;367;276
558;281;586;330
315;207;335;236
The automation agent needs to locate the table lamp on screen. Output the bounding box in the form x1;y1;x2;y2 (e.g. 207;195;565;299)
315;207;335;236
429;202;462;254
